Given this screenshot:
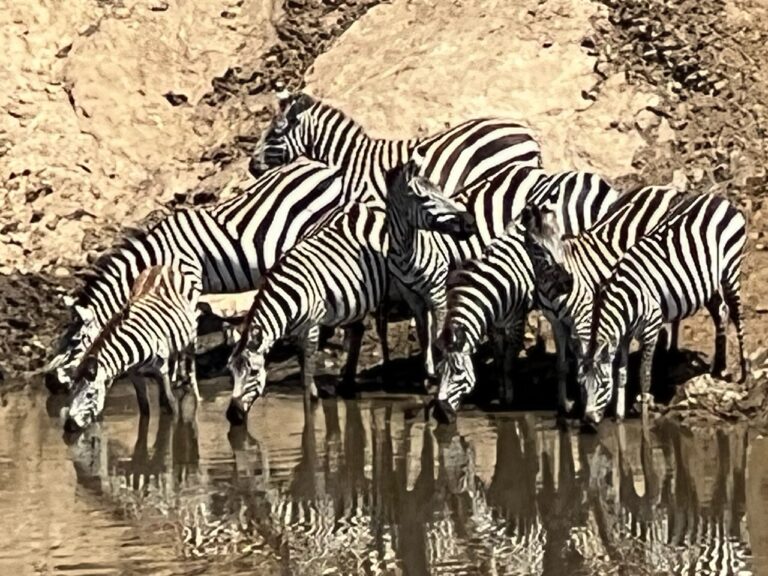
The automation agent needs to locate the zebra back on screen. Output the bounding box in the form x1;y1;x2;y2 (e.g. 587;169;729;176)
592;193;746;351
242;201;388;347
47;160;345;389
547;186;688;344
253;92;542;202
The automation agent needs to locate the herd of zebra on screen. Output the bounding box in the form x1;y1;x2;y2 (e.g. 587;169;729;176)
44;91;748;433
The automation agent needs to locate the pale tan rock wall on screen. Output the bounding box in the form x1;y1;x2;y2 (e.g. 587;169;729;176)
304;0;655;180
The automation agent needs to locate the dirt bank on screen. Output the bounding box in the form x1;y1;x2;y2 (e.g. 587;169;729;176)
2;0;768;423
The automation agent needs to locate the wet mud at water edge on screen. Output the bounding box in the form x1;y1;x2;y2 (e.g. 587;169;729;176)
0;380;766;576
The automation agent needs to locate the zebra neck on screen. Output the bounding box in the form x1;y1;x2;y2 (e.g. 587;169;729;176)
385;210;419;262
562;236;611;288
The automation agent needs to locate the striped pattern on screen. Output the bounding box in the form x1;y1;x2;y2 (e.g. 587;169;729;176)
526;186;688;417
227;202;388;422
435;226;537;416
64;265;199;431
385;159;618;398
252;92;542;201
582;193;747;425
46;160;348;391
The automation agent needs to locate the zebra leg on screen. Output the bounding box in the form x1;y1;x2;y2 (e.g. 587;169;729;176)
705;293;729;378
551;319;574;415
490;327;506;404
723;281;747;383
184;345;200;402
299;325;320;403
158;364;179;416
339;321;365;396
638;321;661;421
129;372;150;416
375;304;390;365
668;320;680;354
615;344;629;421
501;317;525;406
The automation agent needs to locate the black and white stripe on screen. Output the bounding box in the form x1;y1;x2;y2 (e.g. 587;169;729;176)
433;226;539;420
226;202;388;423
64;265;199;431
46;160;348;392
384;159;618;386
251;92;542;201
581;193;747;425
525;186;688;417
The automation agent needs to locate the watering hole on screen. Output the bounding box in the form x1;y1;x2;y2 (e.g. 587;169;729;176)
0;378;766;576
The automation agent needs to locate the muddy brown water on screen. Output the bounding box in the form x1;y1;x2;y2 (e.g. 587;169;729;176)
0;379;766;576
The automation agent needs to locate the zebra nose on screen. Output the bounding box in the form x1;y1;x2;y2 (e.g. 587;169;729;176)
582;409;602;431
461;212;477;235
45;371;68;395
64;415;84;434
432;399;457;425
226;399;248;426
248;156;269;178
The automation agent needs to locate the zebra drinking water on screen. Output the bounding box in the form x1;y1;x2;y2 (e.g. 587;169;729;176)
64;265;199;432
250;92;543;200
523;186;688;418
580;193;747;426
226;202;389;424
384;159;618;399
46;160;348;393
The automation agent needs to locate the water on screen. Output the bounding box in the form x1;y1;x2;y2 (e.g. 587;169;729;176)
0;379;766;576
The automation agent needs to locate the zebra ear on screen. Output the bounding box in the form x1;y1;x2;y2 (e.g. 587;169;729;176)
74;304;94;324
520;206;542;235
81;356;98;382
286;93;315;122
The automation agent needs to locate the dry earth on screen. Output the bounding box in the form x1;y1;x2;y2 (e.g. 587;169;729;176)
2;0;768;423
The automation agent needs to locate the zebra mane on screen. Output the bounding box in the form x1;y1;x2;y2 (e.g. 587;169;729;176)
72;300;133;381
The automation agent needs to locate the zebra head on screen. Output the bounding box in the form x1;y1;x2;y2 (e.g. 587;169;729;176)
64;356;109;433
385;160;477;239
45;303;100;394
433;323;474;424
249;92;317;177
580;339;614;428
227;324;269;425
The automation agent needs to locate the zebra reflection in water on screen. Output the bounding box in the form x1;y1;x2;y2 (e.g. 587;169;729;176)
67;400;753;575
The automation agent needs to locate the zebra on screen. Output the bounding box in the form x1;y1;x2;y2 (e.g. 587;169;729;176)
580;193;747;426
226;202;388;424
432;225;573;423
250;91;543;201
384;159;618;401
522;186;688;418
63;265;200;432
45;159;349;393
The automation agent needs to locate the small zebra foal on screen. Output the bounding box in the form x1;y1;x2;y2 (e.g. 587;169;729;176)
582;193;747;426
227;202;388;425
64;265;200;432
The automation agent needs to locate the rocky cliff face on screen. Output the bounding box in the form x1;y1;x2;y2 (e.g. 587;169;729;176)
2;0;767;388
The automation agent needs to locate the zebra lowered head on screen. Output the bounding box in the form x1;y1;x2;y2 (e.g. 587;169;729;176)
433;322;475;425
250;92;317;177
227;324;269;425
64;356;109;433
385;160;477;239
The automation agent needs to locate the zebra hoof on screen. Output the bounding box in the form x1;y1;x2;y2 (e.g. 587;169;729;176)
432;400;457;425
